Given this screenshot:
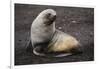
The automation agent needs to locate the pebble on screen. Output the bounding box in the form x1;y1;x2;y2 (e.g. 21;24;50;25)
72;20;77;23
58;27;62;29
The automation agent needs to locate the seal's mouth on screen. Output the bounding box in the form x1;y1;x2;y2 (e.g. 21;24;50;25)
50;15;56;22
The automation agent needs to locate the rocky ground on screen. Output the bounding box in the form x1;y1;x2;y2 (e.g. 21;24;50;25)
15;4;94;65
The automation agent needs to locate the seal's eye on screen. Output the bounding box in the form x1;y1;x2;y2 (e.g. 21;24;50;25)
47;13;51;16
45;13;51;19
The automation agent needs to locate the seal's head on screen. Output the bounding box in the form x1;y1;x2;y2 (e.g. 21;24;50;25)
37;9;56;25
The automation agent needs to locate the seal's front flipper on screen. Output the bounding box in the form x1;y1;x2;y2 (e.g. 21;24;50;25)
26;40;33;53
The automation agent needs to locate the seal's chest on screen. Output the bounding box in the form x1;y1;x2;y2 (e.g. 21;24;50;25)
31;25;53;42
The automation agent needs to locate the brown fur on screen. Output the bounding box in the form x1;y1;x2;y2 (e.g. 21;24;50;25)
47;30;80;53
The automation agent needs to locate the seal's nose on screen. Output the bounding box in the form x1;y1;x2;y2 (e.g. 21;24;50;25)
54;15;56;18
53;15;56;20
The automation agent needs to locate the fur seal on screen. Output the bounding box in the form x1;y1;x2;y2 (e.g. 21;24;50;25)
27;9;81;57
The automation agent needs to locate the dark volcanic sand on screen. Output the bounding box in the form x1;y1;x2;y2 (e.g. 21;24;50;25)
15;4;94;65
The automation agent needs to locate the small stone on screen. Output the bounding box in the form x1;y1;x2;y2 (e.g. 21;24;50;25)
62;19;65;22
72;20;77;23
19;40;22;41
58;27;62;29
